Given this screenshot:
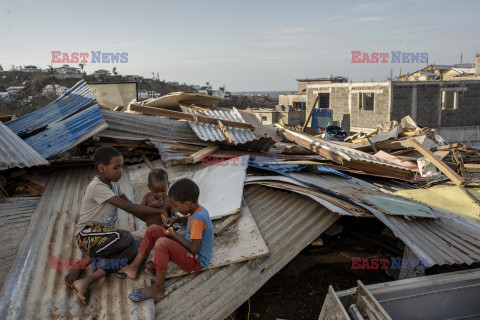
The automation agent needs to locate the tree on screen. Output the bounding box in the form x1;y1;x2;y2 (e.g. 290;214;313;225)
48;65;54;75
0;64;3;71
78;63;85;74
112;67;118;76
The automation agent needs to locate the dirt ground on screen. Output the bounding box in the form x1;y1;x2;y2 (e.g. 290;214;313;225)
234;218;395;320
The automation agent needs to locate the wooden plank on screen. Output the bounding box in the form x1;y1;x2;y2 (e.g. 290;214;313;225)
217;120;234;143
186;145;220;164
302;94;320;132
214;212;242;237
436;143;464;151
142;155;155;170
166;199;269;278
433;150;450;160
129;103;254;130
465;163;480;173
452;151;466;177
278;126;345;164
408;137;465;186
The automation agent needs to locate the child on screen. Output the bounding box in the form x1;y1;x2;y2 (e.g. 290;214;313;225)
70;146;170;304
141;168;176;221
119;178;214;301
133;168;178;278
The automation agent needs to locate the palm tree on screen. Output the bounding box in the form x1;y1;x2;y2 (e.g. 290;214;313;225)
112;67;118;76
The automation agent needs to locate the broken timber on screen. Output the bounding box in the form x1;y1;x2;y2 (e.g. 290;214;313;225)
186;145;221;164
276;125;414;180
214;212;242;237
130;104;254;130
408;138;465;186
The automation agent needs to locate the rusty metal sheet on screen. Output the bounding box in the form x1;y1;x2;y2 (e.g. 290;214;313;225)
0;196;40;291
0;121;49;170
0;167;154;320
155;185;339;319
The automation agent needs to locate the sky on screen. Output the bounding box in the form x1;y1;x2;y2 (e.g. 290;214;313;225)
1;0;480;91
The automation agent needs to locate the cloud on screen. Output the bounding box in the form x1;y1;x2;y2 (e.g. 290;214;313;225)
353;17;382;22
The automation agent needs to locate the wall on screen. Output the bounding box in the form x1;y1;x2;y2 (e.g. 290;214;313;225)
392;81;480;128
436;126;480;148
278;93;307;109
305;82;391;132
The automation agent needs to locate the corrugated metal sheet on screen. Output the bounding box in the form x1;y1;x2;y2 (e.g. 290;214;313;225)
0;196;40;291
155;185;339;319
181;107;258;144
247;171;480;267
23;105;107;158
0;121;49;170
373;208;480;267
0;167;154;320
5;80;96;136
99;109;200;142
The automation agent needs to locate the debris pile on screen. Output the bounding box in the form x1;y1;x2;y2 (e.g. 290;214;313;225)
1;80;480;319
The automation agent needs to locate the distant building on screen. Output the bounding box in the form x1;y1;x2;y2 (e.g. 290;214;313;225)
138;90;160;100
0;92;10;101
296;76;348;92
443;67;476;80
399;70;437;81
6;86;25;97
22;65;41;72
55;64;81;74
42;84;69;96
94;69;111;77
248;105;306;126
167;81;179;86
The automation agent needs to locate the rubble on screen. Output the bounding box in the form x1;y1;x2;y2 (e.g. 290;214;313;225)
1;80;480;319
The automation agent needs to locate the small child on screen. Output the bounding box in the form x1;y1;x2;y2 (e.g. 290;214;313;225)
141;168;176;221
119;178;214;301
132;168;177;278
70;146;169;304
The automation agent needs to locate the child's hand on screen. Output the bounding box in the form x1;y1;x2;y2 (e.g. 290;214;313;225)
164;217;175;226
148;198;164;208
163;226;177;237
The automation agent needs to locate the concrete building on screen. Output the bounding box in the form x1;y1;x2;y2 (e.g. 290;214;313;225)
443;67;476;80
301;79;480;137
42;84;69;96
398;70;437;81
21;65;41;72
278;92;307;110
248;105;306;126
6;86;25;98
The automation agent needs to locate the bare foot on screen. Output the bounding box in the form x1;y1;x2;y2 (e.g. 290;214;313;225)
138;285;166;300
65;268;83;288
118;264;139;279
145;262;156;280
72;279;90;305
